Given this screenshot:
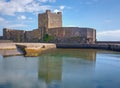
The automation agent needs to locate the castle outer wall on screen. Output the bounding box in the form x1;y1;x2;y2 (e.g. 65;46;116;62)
3;28;25;42
3;28;42;42
25;29;42;42
3;27;96;44
48;27;96;43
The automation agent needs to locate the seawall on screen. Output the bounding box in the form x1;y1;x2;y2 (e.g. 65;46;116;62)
56;43;120;52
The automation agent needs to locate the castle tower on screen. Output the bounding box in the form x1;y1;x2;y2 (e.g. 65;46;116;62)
38;10;62;33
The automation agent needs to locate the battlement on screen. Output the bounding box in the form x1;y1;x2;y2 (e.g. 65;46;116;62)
45;10;62;15
46;10;51;14
3;28;11;32
57;12;62;15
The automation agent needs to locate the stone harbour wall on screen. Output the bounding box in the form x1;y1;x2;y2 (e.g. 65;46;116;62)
56;43;120;52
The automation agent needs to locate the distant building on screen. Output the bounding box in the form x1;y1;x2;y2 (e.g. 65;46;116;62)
3;10;96;44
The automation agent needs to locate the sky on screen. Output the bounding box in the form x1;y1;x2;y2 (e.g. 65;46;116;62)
0;0;120;41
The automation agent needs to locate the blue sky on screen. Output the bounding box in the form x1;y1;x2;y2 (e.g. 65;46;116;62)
0;0;120;41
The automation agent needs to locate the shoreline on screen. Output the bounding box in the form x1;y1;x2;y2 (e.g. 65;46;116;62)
0;43;120;57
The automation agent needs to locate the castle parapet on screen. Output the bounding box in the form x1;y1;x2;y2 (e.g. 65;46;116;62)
57;12;62;15
46;10;51;14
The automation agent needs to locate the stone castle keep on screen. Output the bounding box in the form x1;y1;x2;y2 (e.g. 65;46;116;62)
3;10;96;43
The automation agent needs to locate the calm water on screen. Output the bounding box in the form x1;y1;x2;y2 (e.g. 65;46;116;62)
0;49;120;88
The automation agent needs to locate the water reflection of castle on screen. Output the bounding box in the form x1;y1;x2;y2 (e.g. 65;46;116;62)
38;49;97;83
38;55;62;83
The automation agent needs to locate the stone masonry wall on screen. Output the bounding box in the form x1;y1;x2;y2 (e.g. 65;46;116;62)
48;12;62;29
3;28;42;42
38;13;48;30
25;29;42;42
48;27;96;44
38;10;62;33
87;29;96;43
3;28;25;42
2;27;96;43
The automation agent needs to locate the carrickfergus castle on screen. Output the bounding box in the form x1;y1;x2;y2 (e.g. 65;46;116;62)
2;10;96;44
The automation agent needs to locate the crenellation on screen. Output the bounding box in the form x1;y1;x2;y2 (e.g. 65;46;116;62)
57;12;62;15
46;10;51;14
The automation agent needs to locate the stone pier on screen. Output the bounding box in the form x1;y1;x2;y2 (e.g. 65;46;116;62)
0;43;56;57
16;43;56;57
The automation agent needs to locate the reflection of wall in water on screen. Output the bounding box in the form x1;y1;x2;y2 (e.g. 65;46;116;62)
79;50;96;61
38;55;62;83
51;49;96;61
60;50;97;88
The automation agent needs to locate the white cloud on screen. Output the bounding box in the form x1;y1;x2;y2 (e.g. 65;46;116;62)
0;17;5;21
97;30;120;41
17;15;26;20
39;0;56;3
0;17;27;29
0;19;26;28
53;5;65;13
53;9;59;13
7;24;27;29
60;5;65;10
39;0;48;2
0;17;9;25
0;0;51;16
